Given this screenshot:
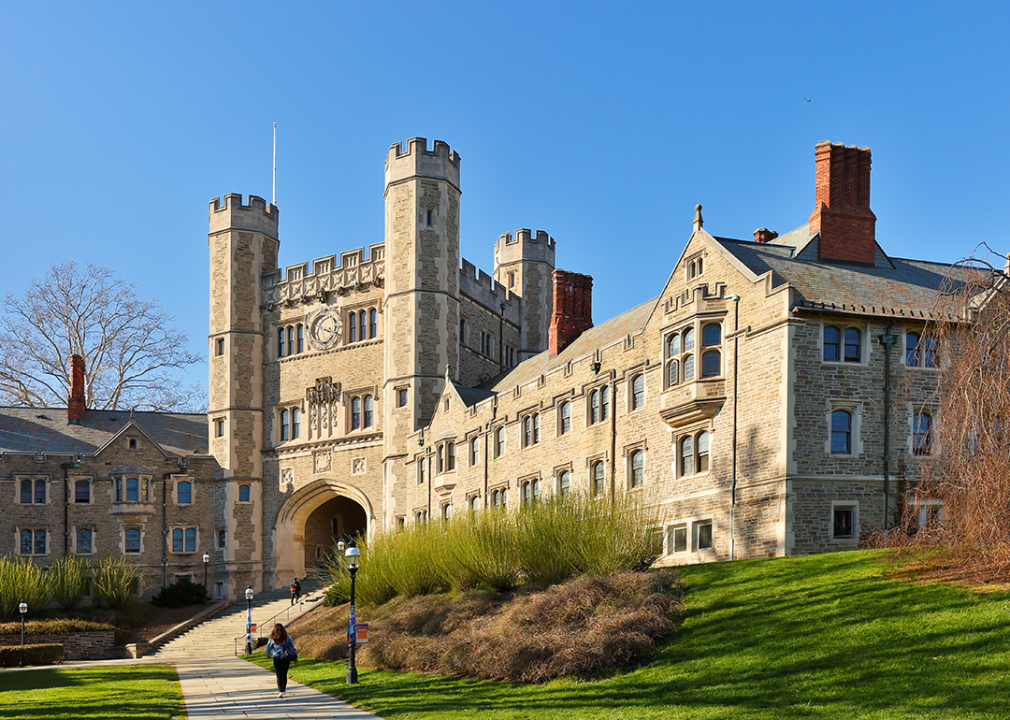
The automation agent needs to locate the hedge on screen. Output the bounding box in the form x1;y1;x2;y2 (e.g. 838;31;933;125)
0;619;114;636
0;643;64;667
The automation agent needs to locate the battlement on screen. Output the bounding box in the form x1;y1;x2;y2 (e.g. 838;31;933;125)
384;137;461;191
459;258;521;324
261;243;385;307
494;228;557;268
209;193;279;236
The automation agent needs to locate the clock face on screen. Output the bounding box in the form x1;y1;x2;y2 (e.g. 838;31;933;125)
309;310;341;350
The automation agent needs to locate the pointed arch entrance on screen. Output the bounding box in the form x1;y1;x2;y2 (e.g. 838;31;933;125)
273;478;372;588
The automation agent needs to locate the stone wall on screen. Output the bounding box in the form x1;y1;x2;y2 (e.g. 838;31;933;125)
0;631;115;660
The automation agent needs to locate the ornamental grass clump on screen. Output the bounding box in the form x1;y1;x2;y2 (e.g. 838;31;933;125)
49;555;90;610
91;557;142;609
0;557;51;617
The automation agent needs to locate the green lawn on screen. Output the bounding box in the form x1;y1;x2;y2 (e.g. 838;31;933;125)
252;550;1010;719
0;664;186;720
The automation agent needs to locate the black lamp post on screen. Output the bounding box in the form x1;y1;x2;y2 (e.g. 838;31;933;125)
202;553;210;604
244;585;254;655
18;601;27;646
344;540;361;684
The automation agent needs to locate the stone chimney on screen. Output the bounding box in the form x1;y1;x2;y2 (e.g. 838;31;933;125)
753;228;778;244
809;141;876;265
68;354;85;425
548;270;593;357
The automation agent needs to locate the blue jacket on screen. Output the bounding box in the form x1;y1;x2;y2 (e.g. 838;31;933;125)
266;636;297;661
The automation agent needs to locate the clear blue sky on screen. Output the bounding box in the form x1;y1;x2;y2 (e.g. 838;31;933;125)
2;1;1007;395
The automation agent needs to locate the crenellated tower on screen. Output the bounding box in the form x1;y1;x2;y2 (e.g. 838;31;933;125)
494;228;556;362
207;193;278;593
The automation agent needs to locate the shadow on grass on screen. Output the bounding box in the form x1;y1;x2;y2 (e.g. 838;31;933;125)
0;665;184;720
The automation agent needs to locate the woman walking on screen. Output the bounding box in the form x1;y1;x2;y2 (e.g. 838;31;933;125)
265;623;298;698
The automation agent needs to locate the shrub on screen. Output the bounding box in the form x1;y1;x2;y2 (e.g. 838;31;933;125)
49;556;90;610
91;557;142;609
0;643;64;668
151;580;208;608
0;619;114;636
0;557;52;617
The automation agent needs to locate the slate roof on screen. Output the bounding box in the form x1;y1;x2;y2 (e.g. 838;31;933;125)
0;408;209;456
714;226;970;320
455;387;496;407
479;297;658;393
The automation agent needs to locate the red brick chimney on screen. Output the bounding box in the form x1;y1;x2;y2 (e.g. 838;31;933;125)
68;354;85;425
549;270;593;357
753;228;778;244
809;141;876;265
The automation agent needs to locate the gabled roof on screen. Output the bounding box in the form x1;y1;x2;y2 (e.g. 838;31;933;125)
0;408;209;456
479;297;658;393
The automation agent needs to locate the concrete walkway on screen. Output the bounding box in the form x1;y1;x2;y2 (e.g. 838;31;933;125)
176;655;382;719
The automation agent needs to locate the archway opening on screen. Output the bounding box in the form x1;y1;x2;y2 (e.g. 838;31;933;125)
303;495;368;572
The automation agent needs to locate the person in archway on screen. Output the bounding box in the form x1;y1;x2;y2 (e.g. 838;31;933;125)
290;577;301;605
266;623;298;698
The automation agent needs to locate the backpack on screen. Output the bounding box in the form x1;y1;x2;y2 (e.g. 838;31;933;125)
273;637;295;660
290;584;297;593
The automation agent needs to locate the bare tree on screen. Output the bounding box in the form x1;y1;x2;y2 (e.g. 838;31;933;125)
896;245;1010;579
0;261;203;412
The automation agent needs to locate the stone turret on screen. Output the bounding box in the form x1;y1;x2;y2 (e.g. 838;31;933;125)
494;228;556;362
207;193;278;593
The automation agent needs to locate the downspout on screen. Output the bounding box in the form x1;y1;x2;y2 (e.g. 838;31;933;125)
162;475;170;589
485;399;496;508
609;376;617;501
727;294;741;561
879;322;897;545
426;448;432;520
499;302;506;374
63;464;69;558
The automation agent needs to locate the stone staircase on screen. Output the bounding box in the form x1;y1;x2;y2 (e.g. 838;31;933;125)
148;580;327;659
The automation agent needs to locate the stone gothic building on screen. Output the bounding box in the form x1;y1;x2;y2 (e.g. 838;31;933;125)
0;138;956;598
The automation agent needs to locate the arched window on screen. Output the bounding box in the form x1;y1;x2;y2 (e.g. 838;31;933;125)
363;396;373;428
702;324;721;347
348;312;357;343
697;431;710;472
239;484;251;502
437;444;445;473
491;488;500;506
680;436;694;476
684;327;695;353
531;478;539;500
495;426;506;457
470;494;480;512
667;359;680;387
683;354;695;381
126;477;139;502
524;416;533;447
701;350;721;378
292;407;301;438
442;503;451;521
631;375;645;410
913;412;932;456
522;481;532;504
75;479;90;504
559;470;571;498
559;402;571;435
369;309;378;339
359;311;367;339
287;326;294;356
297;324;304;353
278;328;285;358
592;461;605;497
590;389;601;424
177;480;192;504
470;437;480;466
844;328;861;362
907;332;937;368
601;386;610;421
124;528;141;554
185;527;196;552
19;479;31;504
630;449;644;488
351;397;361;430
501;488;507;509
823;326;840;361
831;410;852;454
280;409;289;441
